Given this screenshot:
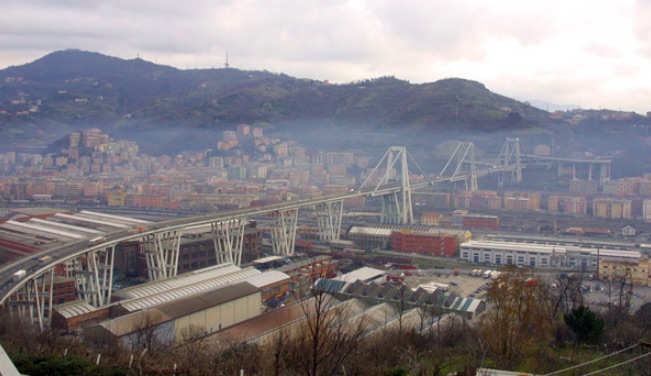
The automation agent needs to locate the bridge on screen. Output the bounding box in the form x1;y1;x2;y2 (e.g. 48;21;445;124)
0;138;610;329
521;154;611;186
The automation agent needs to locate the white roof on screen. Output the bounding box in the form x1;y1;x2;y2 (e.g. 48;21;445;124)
348;226;392;236
334;267;386;283
245;270;290;288
462;240;640;259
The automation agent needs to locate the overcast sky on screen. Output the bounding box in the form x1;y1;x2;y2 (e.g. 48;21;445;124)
2;0;650;113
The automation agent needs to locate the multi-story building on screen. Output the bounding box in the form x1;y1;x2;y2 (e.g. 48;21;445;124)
420;212;443;226
412;192;451;208
643;199;651;222
462;214;499;231
460;240;640;269
602;178;638;195
569;179;599;194
593;198;632;219
565;197;589;215
347;225;470;251
599;258;651;287
389;229;459;257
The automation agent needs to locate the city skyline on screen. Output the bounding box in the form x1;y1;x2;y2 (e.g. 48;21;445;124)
1;1;650;113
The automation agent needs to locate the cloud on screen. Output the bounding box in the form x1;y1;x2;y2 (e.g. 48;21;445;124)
0;0;649;112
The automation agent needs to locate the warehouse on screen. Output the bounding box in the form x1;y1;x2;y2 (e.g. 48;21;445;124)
56;264;291;337
86;281;262;349
460;240;641;268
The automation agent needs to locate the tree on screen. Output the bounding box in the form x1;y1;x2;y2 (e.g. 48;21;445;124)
564;305;604;344
286;281;368;376
478;268;555;369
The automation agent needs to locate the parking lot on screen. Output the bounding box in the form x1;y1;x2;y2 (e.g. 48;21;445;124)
400;267;651;314
402;268;494;298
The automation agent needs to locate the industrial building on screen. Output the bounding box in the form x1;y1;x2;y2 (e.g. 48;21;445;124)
346;225;470;252
390;229;459;257
599;258;651;286
460;240;641;268
54;263;292;342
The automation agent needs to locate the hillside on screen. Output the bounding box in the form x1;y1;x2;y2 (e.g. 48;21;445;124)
0;50;552;143
1;49;650;160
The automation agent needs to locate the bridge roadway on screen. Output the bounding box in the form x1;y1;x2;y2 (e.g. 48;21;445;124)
522;154;612;164
0;165;516;306
0;182;415;305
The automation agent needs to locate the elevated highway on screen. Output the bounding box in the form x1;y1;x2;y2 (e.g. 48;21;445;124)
0;140;534;328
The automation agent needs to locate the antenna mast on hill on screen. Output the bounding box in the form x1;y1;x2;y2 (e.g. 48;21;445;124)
224;50;230;68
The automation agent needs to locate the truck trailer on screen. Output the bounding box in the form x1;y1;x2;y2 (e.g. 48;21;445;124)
13;270;26;282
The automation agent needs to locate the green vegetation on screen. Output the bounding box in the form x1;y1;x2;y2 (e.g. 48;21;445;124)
2;266;651;375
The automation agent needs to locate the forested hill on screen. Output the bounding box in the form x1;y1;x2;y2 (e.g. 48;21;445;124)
3;48;651;162
0;50;552;142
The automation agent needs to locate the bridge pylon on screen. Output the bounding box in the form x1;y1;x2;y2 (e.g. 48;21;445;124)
495;137;522;187
316;200;343;242
74;245;116;307
7;270;56;331
268;210;298;256
142;230;182;281
210;219;245;266
439;142;481;191
362;146;430;224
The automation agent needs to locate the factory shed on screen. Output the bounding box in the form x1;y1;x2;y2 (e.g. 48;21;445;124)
444;297;486;320
87;281;262;347
244;270;291;301
249;296;363;344
333;266;386;284
205;301;311;345
52;300;111;331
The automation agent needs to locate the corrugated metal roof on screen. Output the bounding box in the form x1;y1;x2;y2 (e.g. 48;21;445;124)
348;226;392;236
348;225;470;237
449;297;483;313
156;282;259;319
114;264;244;300
118;267;261;312
245;270;290;288
55;300;98;319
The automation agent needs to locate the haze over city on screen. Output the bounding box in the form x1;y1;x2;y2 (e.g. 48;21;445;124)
2;0;651;113
3;1;651;375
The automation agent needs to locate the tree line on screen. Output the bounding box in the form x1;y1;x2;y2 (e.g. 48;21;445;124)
2;266;651;375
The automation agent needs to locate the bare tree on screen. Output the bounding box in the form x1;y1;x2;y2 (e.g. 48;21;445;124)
478;268;554;369
174;324;212;376
126;310;169;356
287;284;368;376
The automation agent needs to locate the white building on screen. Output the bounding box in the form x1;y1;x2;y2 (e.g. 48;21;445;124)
460;240;640;269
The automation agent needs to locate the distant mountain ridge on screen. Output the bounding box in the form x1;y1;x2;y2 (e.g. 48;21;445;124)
0;49;649;154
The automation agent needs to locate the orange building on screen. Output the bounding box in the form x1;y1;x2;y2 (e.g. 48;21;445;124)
389;230;459;258
462;214;499;230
